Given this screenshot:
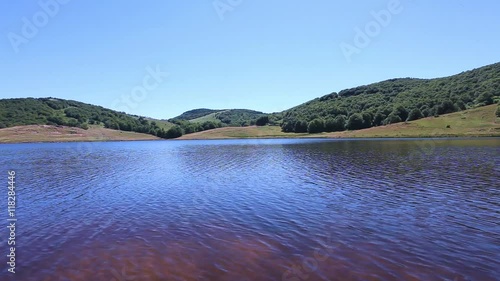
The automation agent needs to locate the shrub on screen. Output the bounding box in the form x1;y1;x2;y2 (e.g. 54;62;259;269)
255;116;269;126
79;123;89;130
165;126;183;139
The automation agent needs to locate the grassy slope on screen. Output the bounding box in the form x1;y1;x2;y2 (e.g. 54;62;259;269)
0;125;160;143
188;111;222;123
175;109;265;125
170;109;221;120
145;118;174;130
178;105;500;139
178;126;310;139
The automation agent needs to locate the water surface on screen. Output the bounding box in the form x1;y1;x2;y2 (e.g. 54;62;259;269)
0;138;499;281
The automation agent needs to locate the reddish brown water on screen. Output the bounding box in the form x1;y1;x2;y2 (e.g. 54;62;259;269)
1;138;499;280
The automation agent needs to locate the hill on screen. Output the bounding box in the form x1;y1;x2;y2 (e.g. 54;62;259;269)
171;108;221;120
171;109;266;126
0;98;176;139
166;109;268;136
178;104;500;139
0;98;268;140
278;62;500;133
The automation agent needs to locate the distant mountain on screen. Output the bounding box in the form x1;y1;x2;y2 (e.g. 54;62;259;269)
279;62;500;133
171;109;266;127
172;108;222;120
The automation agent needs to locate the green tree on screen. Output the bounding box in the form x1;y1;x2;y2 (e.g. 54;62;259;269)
281;121;295;133
202;121;217;130
361;112;373;128
118;121;132;131
324;118;336;132
165;126;183;139
183;124;196;134
307;118;325;133
422;109;431;117
65;118;80;127
407;108;423;121
255;116;269;126
104;120;119;130
157;128;167;138
294;120;308;133
47;116;65;125
392;105;408;121
420;106;431;117
475;92;494;105
346;113;364;130
384;113;402;125
455;100;466;110
373;112;385;126
438;100;456;114
332;115;346;131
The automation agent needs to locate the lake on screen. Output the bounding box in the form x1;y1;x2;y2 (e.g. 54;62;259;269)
0;138;499;281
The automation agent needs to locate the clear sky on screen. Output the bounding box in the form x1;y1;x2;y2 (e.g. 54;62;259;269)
1;0;499;119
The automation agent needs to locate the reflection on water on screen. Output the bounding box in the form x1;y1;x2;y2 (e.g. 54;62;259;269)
0;138;499;280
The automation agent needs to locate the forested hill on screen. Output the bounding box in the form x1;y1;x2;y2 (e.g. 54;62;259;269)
171;108;221;120
169;109;266;126
0;98;267;139
279;62;500;133
0;98;177;138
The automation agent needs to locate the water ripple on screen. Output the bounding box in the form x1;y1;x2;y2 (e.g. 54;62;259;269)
0;138;498;280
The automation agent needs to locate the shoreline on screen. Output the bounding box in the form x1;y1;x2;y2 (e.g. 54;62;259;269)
0;138;165;145
174;134;500;141
1;132;498;145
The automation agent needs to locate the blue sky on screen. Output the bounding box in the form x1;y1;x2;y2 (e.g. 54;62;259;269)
1;0;499;119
